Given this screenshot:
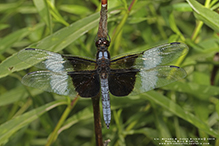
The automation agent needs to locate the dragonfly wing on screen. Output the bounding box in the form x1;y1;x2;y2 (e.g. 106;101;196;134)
22;71;77;96
110;54;140;69
135;42;188;69
22;70;100;97
109;69;138;96
18;48;96;72
109;66;186;96
131;66;187;95
68;71;100;97
110;42;188;70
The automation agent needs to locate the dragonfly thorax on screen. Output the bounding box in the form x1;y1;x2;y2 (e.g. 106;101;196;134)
96;53;110;76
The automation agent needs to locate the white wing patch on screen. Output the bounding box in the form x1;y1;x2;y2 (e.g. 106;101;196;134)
45;52;69;95
49;73;70;95
141;48;162;70
131;66;187;95
139;49;161;91
45;52;65;72
22;71;76;96
139;68;158;92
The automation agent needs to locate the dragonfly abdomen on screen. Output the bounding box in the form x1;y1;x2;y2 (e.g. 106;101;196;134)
100;78;111;128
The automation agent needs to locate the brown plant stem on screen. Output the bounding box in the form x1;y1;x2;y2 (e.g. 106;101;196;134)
92;94;103;146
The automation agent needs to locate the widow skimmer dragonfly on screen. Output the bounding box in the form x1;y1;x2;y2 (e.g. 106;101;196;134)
18;38;188;128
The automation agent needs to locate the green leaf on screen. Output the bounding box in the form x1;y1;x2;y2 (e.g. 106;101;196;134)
0;24;9;31
124;128;158;138
128;17;147;24
194;100;209;141
35;12;99;52
168;34;179;42
0;86;42;107
169;12;184;41
163;82;219;100
155;112;171;138
0;13;99;79
0;100;67;145
59;106;93;133
187;0;219;32
33;0;52;33
46;1;69;26
216;101;219;117
17;6;37;14
172;3;193;12
119;0;128;10
59;5;91;15
194;100;209;122
0;23;44;54
0;3;19;13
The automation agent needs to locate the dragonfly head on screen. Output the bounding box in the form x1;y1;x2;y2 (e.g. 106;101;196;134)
95;38;110;48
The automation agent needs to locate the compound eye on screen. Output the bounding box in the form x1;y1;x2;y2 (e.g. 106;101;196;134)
103;40;110;47
95;39;102;47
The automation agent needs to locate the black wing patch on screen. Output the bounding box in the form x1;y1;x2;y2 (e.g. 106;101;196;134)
108;69;138;96
68;71;100;97
110;54;140;69
62;55;96;71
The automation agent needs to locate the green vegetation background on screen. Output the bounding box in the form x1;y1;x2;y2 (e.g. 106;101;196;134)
0;0;219;145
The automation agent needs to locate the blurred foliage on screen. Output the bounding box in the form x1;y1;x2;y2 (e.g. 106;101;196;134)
0;0;219;146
